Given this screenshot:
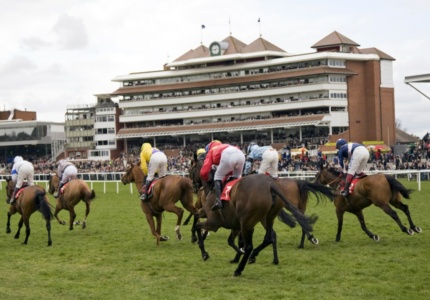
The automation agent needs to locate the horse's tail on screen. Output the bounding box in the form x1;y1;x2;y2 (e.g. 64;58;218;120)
277;209;297;228
85;189;96;202
34;190;54;221
385;175;413;199
297;180;336;204
270;181;317;233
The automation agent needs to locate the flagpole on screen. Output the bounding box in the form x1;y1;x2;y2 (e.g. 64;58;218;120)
229;16;232;35
201;24;205;44
258;17;262;37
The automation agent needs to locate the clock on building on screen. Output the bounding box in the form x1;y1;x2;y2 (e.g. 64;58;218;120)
209;42;221;56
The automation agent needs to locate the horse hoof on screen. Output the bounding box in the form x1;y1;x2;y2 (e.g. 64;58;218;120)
234;270;242;277
406;228;414;235
82;223;87;229
372;235;380;242
160;236;170;241
6;228;11;234
273;260;279;265
248;257;256;264
191;236;197;243
203;253;210;261
61;221;66;225
48;241;52;246
414;226;422;233
176;234;183;240
310;237;319;245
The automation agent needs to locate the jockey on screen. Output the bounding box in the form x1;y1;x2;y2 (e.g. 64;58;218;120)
140;142;168;201
196;148;206;157
243;142;279;179
54;160;78;198
336;138;369;197
9;156;35;204
200;140;245;211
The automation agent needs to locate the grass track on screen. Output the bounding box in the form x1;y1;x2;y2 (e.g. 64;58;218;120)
0;179;429;300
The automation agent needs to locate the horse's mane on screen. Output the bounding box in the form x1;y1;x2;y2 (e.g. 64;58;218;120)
327;166;343;177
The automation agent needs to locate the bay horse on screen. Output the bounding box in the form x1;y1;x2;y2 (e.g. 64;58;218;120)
5;177;53;246
47;174;96;230
120;162;198;245
276;177;335;248
314;166;422;242
193;173;317;276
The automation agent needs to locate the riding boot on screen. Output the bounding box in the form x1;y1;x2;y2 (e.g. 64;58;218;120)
140;180;152;201
211;180;223;211
54;182;65;198
9;187;19;204
341;174;353;197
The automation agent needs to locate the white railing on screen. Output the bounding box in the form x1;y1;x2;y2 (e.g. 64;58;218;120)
1;169;429;194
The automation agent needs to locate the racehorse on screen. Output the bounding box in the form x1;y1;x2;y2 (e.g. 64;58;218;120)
5;177;53;246
276;178;335;248
314;166;422;242
120;162;198;245
193;173;317;276
183;152;206;225
47;174;96;230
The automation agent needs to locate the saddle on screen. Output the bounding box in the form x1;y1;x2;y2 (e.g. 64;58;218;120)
140;177;164;199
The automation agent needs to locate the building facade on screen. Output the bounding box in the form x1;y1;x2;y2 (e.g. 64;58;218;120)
64;96;123;160
110;31;395;153
0;109;65;163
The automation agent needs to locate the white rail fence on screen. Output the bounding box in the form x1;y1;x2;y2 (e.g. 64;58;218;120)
1;169;429;194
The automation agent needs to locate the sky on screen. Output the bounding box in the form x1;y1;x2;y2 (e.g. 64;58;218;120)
1;0;430;138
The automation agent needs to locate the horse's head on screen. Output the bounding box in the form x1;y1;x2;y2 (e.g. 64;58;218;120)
47;173;59;195
121;164;135;185
5;177;14;203
314;166;343;187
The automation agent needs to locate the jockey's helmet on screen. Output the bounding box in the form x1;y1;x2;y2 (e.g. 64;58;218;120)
205;140;221;152
336;138;348;149
13;156;23;163
196;148;206;156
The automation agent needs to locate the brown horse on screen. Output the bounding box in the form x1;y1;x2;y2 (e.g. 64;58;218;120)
276;178;335;248
47;174;96;230
5;178;53;246
314;166;422;242
120;162;197;245
193;173;317;276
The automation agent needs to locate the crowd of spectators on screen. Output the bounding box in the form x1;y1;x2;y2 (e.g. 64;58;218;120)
2;138;430;177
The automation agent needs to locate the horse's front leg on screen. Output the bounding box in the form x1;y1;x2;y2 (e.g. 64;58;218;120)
227;229;242;263
6;212;13;234
164;204;184;240
194;213;209;260
46;219;52;246
335;207;345;242
353;210;379;241
54;205;67;226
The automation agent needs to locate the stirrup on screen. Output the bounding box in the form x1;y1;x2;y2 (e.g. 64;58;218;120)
211;200;222;211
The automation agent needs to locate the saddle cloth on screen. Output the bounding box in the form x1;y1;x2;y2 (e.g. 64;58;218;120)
220;178;241;201
140;178;162;197
341;177;362;194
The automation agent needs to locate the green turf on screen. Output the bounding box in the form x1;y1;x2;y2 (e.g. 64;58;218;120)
0;179;428;300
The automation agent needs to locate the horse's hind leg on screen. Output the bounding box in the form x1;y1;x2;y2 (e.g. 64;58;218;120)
390;199;421;233
82;202;90;229
249;228;278;265
353;210;379;241
335;208;345;242
234;227;254;276
14;216;24;240
69;208;77;230
22;217;31;245
379;204;414;235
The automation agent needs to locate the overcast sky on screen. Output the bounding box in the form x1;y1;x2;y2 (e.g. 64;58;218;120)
1;0;429;138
